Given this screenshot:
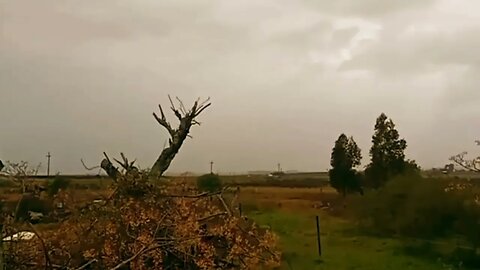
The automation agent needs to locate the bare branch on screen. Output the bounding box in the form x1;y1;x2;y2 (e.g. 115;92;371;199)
450;154;471;171
153;104;175;136
198;97;211;109
450;150;480;173
153;113;175;136
121;152;128;165
33;163;42;176
168;95;182;120
176;96;187;115
193;102;212;118
197;212;228;223
168;94;176;110
109;243;166;270
74;259;98;270
129;159;137;169
216;194;233;216
190;100;199;115
158;104;166;119
27;222;52;270
113;158;123;167
23;263;64;269
103;152;112;163
81;159;100;171
192;120;201;126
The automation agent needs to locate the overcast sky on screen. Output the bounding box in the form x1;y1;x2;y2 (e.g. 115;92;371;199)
1;0;479;174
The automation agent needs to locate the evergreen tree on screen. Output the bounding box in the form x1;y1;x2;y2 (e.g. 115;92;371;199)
329;134;362;196
365;113;408;188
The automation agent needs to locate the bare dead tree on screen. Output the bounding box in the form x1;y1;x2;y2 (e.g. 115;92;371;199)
97;96;210;180
3;161;33;193
450;140;480;172
150;96;211;177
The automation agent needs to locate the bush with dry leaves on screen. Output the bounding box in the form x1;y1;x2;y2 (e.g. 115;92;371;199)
2;169;281;270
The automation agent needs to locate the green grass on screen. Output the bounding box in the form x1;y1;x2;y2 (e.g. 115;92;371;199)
248;209;461;270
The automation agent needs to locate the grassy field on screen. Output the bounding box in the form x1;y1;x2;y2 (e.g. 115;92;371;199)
247;208;460;270
235;187;466;270
0;176;474;269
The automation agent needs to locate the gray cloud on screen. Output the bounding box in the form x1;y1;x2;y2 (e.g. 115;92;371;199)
304;0;437;17
330;27;360;48
1;0;479;174
340;27;480;75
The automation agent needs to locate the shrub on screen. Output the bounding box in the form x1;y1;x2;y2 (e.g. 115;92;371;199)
454;194;480;251
47;175;71;197
449;247;480;268
15;195;52;221
197;173;222;192
0;179;16;188
350;173;465;238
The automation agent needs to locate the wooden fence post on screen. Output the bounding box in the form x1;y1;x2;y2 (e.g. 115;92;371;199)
316;215;322;256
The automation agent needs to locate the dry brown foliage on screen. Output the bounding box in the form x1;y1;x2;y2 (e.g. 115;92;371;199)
2;170;281;269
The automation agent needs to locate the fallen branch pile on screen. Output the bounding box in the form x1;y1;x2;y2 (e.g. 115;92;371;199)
3;167;280;269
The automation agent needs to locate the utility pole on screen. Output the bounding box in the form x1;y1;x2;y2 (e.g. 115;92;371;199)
277;163;281;172
46;152;51;177
210;161;214;174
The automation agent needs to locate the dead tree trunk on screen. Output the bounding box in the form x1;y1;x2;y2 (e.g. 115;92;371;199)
100;153;121;180
150;96;211;178
98;96;210;179
99;152;140;181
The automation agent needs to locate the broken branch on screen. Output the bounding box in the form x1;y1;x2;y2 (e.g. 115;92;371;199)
80;159;100;171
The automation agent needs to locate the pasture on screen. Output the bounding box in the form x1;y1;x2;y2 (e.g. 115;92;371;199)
0;174;476;269
236;186;464;269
